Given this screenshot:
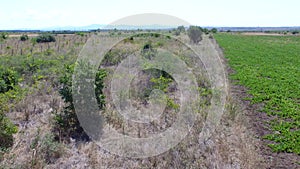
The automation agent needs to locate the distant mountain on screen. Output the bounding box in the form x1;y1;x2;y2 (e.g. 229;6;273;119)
40;24;180;31
31;25;300;32
40;24;106;31
1;24;300;32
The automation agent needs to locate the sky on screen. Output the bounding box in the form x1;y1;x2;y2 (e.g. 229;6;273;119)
0;0;299;29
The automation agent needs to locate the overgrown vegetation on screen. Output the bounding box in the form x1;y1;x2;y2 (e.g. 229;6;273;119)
215;34;300;154
0;32;8;41
187;26;203;44
54;63;107;141
36;34;56;43
20;34;29;41
0;33;84;154
0;67;20;149
30;131;64;166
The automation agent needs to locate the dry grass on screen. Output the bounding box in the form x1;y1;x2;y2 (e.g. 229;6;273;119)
0;33;265;168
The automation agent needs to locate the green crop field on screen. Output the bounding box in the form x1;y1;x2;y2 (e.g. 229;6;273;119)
215;34;300;154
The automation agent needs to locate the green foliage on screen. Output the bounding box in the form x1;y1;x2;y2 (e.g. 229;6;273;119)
0;114;18;148
55;63;107;141
202;28;209;35
0;32;8;40
292;30;299;35
215;34;300;154
44;49;54;56
0;67;19;93
102;49;131;66
20;34;29;41
173;26;185;36
173;30;180;36
0;61;24;150
55;64;84;140
187;26;203;44
177;25;185;32
75;32;85;37
141;42;157;60
95;69;107;109
36;34;56;43
150;75;173;92
31;37;37;46
211;28;218;34
150;74;179;110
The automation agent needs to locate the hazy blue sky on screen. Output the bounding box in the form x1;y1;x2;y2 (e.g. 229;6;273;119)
1;0;299;29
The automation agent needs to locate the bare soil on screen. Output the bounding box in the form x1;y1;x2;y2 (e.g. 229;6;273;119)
8;34;39;37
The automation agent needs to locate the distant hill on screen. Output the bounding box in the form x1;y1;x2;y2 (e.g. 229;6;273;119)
1;24;300;32
40;24;106;31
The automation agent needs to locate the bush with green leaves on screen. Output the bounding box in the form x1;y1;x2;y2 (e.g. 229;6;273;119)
54;63;107;141
0;32;8;40
203;28;209;35
141;42;157;60
36;34;56;43
0;67;19;93
0;68;20;149
211;28;218;34
76;32;85;37
0;112;18;149
177;25;185;33
20;34;29;41
187;26;203;44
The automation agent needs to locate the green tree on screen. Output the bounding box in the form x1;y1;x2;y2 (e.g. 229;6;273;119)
20;34;29;41
0;68;19;93
0;67;19;149
36;34;56;43
187;26;203;44
177;25;185;32
54;63;107;141
0;32;8;40
211;28;218;34
203;28;209;35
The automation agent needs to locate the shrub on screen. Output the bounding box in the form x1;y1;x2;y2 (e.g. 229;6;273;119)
76;32;85;37
173;30;180;36
211;28;218;34
0;67;20;149
203;28;209;35
0;113;18;148
0;68;19;93
31;37;37;46
0;32;8;40
141;42;157;60
36;34;56;43
187;26;203;44
177;25;185;33
54;63;107;141
20;34;29;41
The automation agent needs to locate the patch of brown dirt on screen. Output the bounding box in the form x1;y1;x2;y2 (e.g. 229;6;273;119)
8;34;39;37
